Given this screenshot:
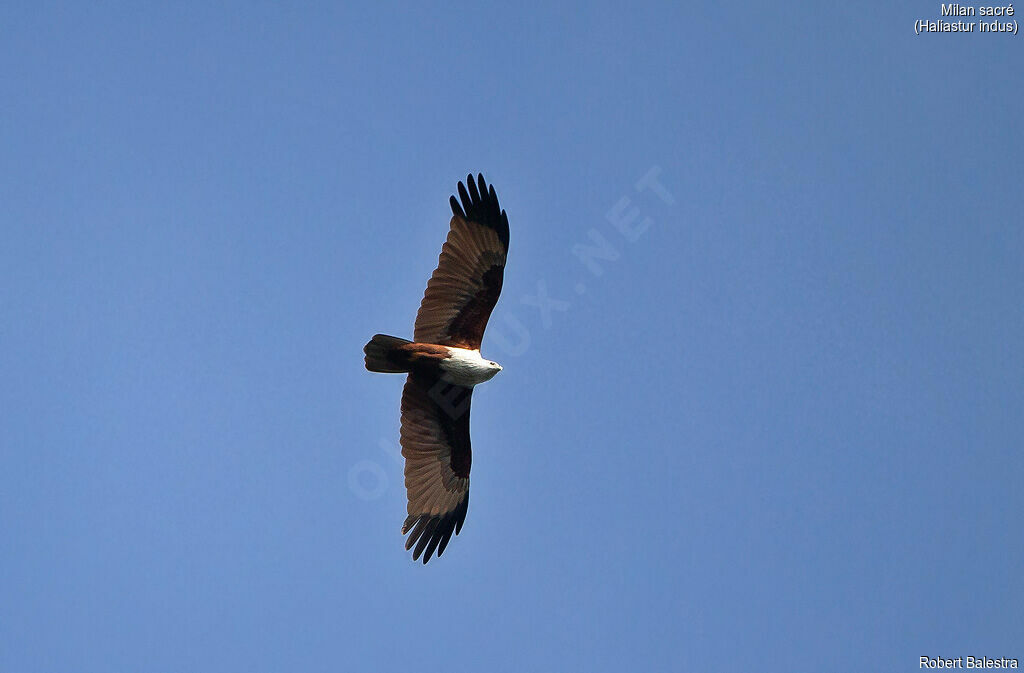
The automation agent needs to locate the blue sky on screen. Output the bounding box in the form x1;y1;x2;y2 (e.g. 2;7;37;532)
2;3;1021;671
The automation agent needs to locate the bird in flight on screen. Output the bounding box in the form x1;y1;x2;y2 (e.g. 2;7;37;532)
364;174;509;564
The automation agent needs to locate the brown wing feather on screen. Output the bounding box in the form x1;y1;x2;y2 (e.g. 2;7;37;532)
399;372;472;563
413;174;509;349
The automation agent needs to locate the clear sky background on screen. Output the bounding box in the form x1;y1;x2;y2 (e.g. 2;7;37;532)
2;3;1021;672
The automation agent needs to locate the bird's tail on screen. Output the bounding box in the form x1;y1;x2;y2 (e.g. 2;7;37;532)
363;334;413;373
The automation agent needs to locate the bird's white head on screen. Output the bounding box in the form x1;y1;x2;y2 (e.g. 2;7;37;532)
484;359;503;380
441;348;503;385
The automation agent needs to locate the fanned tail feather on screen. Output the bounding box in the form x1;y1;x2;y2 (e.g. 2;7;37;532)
363;334;412;373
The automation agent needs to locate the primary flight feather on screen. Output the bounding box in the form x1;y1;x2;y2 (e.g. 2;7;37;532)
363;173;509;564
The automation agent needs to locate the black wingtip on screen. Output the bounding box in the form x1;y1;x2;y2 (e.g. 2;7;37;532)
449;173;510;248
413;518;440;561
403;492;469;564
449;195;465;219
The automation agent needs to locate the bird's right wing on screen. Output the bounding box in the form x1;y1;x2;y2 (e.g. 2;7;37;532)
399;372;472;563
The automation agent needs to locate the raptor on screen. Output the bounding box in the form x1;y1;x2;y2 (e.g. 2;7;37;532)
363;174;509;563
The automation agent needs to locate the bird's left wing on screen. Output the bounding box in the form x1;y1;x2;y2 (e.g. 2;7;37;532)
399;372;472;563
413;174;509;350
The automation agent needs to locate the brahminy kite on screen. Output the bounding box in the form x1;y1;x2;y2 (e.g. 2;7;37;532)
364;174;509;563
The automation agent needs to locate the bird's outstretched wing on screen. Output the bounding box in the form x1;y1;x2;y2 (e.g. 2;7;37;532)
413;174;509;350
399;372;472;563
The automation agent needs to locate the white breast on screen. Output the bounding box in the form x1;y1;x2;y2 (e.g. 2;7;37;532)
438;348;501;386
